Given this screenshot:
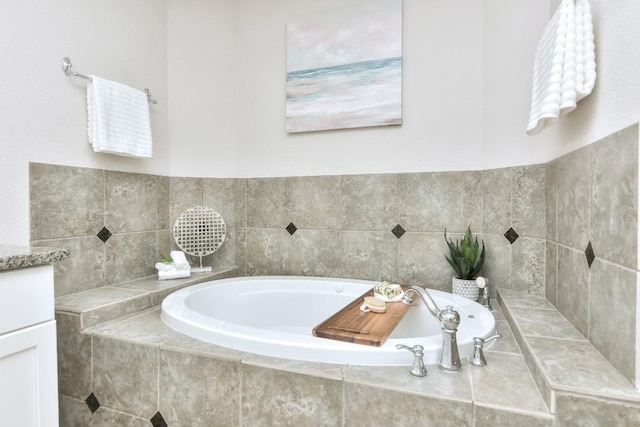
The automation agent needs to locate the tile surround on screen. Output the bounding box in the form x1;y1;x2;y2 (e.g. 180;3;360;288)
29;123;640;423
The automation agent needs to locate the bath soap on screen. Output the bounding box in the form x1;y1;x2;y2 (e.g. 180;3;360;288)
364;296;386;308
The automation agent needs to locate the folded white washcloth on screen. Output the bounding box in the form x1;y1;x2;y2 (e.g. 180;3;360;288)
155;262;174;272
158;268;191;281
170;250;191;271
526;0;596;135
87;75;153;157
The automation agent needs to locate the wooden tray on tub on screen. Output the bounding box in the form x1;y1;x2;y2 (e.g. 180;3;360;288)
312;289;411;347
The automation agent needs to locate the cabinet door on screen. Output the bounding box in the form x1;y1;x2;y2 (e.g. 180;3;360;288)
0;321;58;427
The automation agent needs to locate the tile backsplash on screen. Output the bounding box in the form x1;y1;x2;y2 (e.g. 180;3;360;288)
30;122;639;384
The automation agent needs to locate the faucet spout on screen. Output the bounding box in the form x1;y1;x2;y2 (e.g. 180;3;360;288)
402;286;441;318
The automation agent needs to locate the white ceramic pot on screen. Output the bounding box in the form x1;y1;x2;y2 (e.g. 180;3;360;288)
452;277;480;301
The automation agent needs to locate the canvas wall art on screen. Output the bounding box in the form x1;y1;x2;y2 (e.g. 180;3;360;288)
286;0;403;133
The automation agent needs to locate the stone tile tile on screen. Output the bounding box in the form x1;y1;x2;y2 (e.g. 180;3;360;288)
32;236;106;296
470;351;548;414
510;237;545;296
589;259;637;383
512;164;546;238
480;233;510;291
203;177;236;227
344;382;472;427
290;229;342;277
399;171;481;233
397;232;452;291
92;336;158;417
481;167;511;235
169;177;203;227
56;286;151;328
555;146;590;250
105;231;156;284
104;171;156;233
91;308;181;345
527;336;639;401
545;160;558;241
246;177;291;228
161;335;246;361
242;364;342;426
235;227;248;276
545;241;557;306
557;245;589;337
245;228;290;275
243;354;346;380
341;173;399;231
159;347;240;426
91;406;151;427
487;319;521;354
291;175;342;229
510;306;586;341
344;364;472;402
341;230;396;281
555;393;640;427
58;394;91;426
497;288;555;310
233;179;247;227
155;229;171;261
474;405;553;427
589;124;638;269
56;312;92;399
30;163;104;240
156;175;170;230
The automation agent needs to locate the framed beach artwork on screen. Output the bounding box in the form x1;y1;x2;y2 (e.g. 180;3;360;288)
286;0;403;133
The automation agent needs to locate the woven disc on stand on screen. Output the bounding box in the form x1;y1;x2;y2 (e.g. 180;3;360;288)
173;206;226;272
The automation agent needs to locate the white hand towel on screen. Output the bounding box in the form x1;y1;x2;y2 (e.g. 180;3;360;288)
87;76;153;157
526;0;596;135
155;262;174;272
158;268;191;281
170;250;191;271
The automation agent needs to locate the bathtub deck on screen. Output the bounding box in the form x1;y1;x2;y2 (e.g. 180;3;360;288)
54;278;640;426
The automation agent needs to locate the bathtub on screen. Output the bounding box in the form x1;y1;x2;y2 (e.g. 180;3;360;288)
161;276;496;366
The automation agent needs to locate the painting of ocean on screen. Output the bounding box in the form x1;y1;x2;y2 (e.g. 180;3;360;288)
286;0;402;133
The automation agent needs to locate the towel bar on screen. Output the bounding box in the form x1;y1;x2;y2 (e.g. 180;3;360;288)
61;57;158;104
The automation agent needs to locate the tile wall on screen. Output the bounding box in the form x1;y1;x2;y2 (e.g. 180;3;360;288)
545;124;639;385
29;123;639;385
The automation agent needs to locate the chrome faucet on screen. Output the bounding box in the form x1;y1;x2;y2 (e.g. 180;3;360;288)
402;286;462;372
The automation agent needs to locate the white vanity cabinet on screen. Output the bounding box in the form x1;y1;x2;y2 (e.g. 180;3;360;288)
0;264;59;427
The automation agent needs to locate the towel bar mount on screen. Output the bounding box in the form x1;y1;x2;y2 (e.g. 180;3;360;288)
61;56;158;104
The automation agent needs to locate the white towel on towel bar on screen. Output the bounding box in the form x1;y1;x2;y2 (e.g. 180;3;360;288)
87;76;153;157
526;0;596;135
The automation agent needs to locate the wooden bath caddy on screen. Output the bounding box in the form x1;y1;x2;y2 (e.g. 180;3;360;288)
312;289;411;346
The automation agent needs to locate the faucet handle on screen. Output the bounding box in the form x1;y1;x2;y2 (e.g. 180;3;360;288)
470;334;501;367
396;344;428;377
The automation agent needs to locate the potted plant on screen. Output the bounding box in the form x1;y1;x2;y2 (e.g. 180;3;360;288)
444;226;486;300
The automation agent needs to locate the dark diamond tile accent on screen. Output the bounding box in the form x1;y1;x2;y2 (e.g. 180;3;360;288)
585;241;595;268
391;224;406;239
150;411;168;427
85;392;100;414
286;223;297;235
96;226;112;243
504;227;519;244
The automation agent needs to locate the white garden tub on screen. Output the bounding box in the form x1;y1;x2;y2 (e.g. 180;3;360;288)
161;276;496;366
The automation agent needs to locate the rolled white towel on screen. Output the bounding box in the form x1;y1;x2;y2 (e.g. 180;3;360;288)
170;250;191;271
158;268;191;281
155;262;174;272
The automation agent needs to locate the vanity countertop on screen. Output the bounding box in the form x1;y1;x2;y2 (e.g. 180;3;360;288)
0;244;69;271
